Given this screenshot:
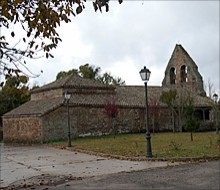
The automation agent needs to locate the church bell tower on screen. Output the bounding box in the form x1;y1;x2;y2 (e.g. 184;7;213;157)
162;44;206;96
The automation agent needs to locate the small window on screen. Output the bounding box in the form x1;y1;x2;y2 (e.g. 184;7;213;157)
204;110;210;120
170;67;176;84
180;65;187;83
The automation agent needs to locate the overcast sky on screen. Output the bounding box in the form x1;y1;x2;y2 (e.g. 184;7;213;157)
27;1;219;96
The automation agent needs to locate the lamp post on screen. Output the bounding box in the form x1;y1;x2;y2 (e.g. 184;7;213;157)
139;66;152;157
213;93;219;134
65;91;72;147
0;49;3;59
0;49;3;87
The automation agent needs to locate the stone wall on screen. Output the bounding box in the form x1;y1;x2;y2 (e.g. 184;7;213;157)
31;88;63;100
2;105;180;144
162;45;206;96
3;117;42;143
75;106;146;136
155;107;173;132
42;107;69;142
41;106;148;142
41;105;175;142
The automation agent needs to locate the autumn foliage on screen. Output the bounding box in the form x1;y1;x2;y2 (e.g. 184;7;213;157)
148;97;160;133
103;102;119;138
0;0;123;78
103;103;119;118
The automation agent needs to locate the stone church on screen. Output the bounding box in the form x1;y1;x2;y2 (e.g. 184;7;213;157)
2;44;213;143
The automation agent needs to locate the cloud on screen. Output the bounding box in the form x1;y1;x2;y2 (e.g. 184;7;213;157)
24;1;219;94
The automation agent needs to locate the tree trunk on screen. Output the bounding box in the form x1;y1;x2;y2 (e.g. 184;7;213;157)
152;114;155;133
172;110;175;133
179;114;182;132
113;118;116;139
190;132;193;141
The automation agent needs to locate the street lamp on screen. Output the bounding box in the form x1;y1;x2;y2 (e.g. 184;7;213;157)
65;91;72;147
213;93;219;134
139;66;152;157
213;93;218;103
0;49;3;88
0;49;3;59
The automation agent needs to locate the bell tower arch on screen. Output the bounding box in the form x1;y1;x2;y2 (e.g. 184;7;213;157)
169;67;176;84
162;44;206;96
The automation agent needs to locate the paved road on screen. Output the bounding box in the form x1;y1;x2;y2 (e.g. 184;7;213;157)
0;144;177;189
26;160;220;190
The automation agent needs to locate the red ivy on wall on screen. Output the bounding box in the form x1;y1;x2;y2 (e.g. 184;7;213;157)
103;103;119;118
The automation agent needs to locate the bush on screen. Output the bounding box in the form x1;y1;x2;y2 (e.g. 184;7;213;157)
198;122;215;132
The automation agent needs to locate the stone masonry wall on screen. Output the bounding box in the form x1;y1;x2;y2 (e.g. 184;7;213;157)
154;107;173;132
42;107;69;142
41;106;148;142
3;117;42;143
2;106;175;144
76;107;146;136
31;88;63;100
162;45;206;96
41;105;175;142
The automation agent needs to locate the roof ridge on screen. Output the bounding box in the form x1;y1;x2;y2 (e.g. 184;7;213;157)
63;74;76;87
32;74;115;94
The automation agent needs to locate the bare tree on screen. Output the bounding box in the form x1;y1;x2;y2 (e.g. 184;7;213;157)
206;78;215;98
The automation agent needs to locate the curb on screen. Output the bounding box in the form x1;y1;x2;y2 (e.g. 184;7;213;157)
66;147;220;163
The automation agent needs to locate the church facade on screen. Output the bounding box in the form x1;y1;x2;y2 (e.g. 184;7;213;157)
2;44;214;143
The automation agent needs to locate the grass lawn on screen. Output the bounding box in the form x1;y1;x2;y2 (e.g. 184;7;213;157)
49;132;220;158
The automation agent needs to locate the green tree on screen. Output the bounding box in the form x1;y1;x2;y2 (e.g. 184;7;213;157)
79;64;100;80
174;87;187;132
160;88;189;132
56;64;100;80
184;96;200;141
56;64;125;85
160;90;177;132
98;72;125;86
56;69;78;80
0;0;123;80
0;75;30;124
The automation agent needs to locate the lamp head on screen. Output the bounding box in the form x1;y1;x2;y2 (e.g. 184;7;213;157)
213;93;218;102
0;49;3;59
139;66;151;82
65;91;71;100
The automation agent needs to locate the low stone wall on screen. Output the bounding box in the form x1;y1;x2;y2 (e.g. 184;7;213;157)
40;106;144;142
3;117;42;143
42;107;69;142
74;106;147;136
42;106;152;142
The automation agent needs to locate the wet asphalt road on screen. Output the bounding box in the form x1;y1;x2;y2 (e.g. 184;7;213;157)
51;160;220;190
12;160;220;190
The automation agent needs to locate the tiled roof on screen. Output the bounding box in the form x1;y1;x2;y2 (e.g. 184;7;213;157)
192;94;213;107
115;86;165;107
32;75;114;93
3;84;213;118
3;97;64;117
66;86;166;108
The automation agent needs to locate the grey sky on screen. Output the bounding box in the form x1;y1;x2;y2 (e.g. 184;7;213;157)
28;1;219;95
